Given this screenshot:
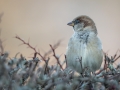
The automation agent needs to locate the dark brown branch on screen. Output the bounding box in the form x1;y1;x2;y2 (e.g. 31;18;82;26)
43;39;62;59
114;55;120;62
15;36;47;63
104;54;108;72
113;49;119;59
37;50;47;62
44;57;50;74
64;54;67;68
96;53;110;75
49;44;63;70
15;36;37;52
96;53;120;75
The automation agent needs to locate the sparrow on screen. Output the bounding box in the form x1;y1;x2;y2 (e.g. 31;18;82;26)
66;15;103;73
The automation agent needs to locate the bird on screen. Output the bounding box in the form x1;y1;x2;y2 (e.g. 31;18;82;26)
66;15;103;73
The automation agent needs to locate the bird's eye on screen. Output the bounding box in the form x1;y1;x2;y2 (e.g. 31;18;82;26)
74;19;79;24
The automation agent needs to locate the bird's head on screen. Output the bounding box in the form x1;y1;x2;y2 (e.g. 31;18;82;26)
67;15;97;34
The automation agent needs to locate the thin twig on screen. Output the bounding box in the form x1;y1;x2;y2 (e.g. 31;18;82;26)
44;57;50;74
49;44;63;70
104;54;108;72
15;36;37;52
96;53;120;75
96;54;109;75
15;35;47;64
64;54;67;68
113;49;119;59
43;39;62;59
79;57;83;71
114;55;120;62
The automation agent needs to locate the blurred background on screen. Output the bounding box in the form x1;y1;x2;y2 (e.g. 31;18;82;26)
0;0;120;64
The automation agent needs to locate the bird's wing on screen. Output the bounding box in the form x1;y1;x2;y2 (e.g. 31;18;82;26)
82;32;103;71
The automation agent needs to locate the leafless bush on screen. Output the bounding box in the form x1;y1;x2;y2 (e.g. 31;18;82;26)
0;35;120;90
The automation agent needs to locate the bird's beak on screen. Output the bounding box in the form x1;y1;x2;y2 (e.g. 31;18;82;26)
67;21;74;26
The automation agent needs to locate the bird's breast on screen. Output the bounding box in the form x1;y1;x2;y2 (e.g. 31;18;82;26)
66;32;103;72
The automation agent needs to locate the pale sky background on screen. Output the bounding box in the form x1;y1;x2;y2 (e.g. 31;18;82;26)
0;0;120;64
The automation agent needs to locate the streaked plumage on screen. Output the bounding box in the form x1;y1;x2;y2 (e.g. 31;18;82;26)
66;15;103;73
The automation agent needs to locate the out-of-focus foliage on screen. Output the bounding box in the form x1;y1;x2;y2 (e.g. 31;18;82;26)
0;44;120;90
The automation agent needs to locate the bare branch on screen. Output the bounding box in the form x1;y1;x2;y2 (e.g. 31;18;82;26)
64;54;67;68
15;36;37;52
43;39;62;59
114;55;120;62
15;35;47;63
49;44;63;70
